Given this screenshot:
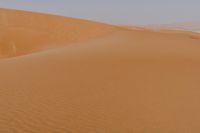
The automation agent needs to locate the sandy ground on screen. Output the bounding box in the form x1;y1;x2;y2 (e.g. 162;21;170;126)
1;8;200;133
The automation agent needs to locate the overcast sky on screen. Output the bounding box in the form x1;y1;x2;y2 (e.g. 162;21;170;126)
0;0;199;25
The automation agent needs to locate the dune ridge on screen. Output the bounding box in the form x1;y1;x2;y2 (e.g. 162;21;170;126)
1;8;200;133
0;8;120;58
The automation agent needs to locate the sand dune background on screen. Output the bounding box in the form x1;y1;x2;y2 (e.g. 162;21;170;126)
1;8;200;133
0;8;119;58
148;21;200;33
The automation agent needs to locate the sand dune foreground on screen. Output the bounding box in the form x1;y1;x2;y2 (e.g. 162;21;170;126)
1;8;200;133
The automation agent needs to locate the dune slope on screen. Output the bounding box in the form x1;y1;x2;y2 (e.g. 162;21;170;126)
1;9;200;133
0;8;119;58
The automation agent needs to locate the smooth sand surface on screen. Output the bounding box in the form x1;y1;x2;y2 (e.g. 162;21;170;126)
1;8;200;133
0;8;119;58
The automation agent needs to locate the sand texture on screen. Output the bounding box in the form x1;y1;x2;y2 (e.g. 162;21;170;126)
1;8;200;133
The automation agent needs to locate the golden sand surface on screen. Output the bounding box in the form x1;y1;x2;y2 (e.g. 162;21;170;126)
1;8;200;133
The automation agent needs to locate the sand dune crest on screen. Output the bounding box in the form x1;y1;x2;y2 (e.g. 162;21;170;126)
0;8;119;58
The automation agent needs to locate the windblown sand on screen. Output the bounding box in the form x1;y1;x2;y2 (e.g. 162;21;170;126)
1;8;200;133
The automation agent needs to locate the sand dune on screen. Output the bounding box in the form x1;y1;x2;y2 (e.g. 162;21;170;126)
148;21;200;33
1;8;200;133
0;8;119;58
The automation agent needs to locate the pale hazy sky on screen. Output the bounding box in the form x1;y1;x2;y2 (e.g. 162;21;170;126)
0;0;199;25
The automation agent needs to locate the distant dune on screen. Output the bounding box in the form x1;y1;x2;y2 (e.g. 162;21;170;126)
1;8;200;133
148;21;200;32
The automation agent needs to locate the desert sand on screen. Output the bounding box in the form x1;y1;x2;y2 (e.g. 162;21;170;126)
148;21;200;33
1;8;200;133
